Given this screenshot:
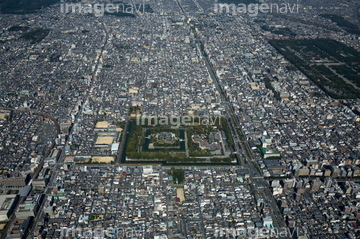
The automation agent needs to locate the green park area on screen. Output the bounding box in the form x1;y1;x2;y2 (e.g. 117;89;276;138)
269;38;360;99
122;117;236;165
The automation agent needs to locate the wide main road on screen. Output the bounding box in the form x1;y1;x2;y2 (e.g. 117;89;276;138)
188;23;290;239
0;107;60;239
26;18;110;238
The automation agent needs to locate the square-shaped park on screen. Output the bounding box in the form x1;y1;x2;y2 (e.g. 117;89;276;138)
122;116;238;165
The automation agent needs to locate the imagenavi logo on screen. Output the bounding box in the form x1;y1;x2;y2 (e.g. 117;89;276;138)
136;115;221;128
214;0;299;17
60;226;297;238
60;0;145;17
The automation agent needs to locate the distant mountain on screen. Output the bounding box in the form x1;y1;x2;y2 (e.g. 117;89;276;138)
0;0;59;14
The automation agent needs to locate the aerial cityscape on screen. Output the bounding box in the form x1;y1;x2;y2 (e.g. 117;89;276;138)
0;0;359;238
